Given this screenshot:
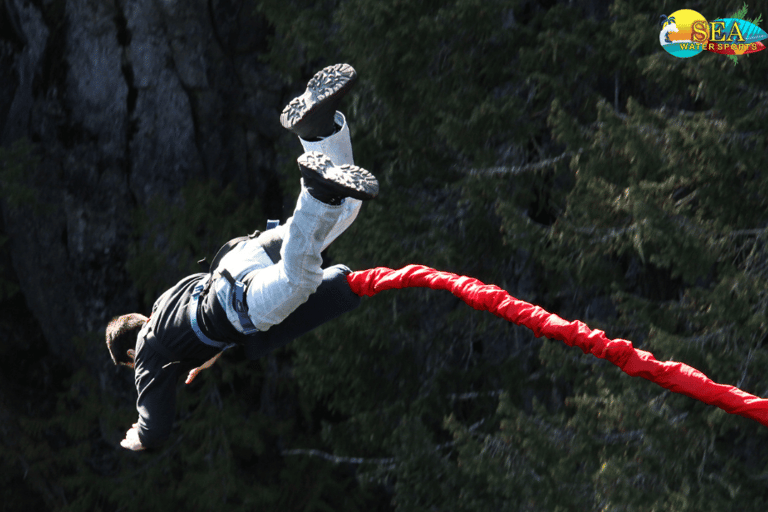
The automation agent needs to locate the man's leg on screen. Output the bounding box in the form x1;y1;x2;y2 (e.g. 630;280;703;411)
298;111;354;166
242;153;376;332
281;63;365;248
243;185;343;330
242;264;361;360
233;64;376;333
281;63;357;143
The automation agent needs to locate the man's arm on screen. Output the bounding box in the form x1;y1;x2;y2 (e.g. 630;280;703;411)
185;351;223;385
129;341;179;450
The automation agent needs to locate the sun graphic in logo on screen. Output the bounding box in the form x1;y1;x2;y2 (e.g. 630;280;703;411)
659;9;708;58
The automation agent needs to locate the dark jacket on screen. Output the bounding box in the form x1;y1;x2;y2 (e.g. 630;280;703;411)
133;265;361;448
134;273;219;448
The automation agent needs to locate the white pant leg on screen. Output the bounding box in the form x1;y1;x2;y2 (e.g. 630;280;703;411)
299;111;355;165
244;188;344;331
298;111;362;250
225;112;364;333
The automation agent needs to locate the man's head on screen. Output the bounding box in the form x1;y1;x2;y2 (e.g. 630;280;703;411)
106;313;148;368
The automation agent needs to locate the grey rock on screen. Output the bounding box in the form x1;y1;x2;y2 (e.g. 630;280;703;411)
2;0;49;144
0;0;282;363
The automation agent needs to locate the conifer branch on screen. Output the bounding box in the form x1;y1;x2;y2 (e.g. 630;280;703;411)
464;149;582;176
447;389;503;401
594;429;645;445
282;419;486;466
280;449;396;466
568;216;766;245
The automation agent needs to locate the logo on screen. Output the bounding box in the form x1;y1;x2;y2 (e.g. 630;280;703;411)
659;6;767;60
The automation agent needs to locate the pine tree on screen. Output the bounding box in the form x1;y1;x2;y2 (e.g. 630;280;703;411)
278;0;768;510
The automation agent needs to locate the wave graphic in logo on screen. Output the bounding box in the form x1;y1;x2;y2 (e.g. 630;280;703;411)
659;9;707;58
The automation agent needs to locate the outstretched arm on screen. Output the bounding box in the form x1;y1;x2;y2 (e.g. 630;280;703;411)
184;351;223;385
127;341;179;450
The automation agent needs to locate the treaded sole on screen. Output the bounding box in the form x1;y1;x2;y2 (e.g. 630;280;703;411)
298;151;379;201
280;64;357;138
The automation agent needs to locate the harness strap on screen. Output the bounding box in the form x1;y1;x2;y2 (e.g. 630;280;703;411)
189;275;236;350
208;229;261;271
218;269;259;335
194;220;284;345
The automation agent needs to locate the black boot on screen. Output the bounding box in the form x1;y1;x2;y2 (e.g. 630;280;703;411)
281;64;358;141
298;151;378;205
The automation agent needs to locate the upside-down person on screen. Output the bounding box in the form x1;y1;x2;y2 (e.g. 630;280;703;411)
106;64;378;451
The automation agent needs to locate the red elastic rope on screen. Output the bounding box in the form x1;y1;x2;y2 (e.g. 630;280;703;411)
347;265;768;428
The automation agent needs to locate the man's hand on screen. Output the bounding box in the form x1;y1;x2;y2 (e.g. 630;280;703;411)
120;423;145;451
185;351;223;385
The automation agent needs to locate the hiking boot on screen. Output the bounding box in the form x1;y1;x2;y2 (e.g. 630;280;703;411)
298;151;378;204
281;63;358;140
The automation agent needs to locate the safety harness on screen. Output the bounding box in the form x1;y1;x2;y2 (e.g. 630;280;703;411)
189;220;283;351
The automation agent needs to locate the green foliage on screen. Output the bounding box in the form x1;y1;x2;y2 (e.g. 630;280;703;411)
0;332;386;511
265;0;768;511
127;179;265;306
0;139;39;300
0;139;41;208
727;2;763;65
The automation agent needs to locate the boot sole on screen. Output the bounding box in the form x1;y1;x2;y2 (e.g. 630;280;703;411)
298;152;379;201
280;64;357;139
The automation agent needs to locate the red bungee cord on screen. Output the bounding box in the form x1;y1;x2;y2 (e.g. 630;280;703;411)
347;265;768;428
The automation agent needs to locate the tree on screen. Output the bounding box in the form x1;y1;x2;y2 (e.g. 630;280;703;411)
278;0;768;510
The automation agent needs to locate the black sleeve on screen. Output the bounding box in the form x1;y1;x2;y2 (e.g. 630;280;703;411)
133;336;180;449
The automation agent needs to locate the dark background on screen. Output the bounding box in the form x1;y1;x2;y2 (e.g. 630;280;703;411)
1;0;767;510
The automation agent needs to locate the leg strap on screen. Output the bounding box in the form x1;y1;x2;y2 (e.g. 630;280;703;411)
217;269;259;335
190;275;237;350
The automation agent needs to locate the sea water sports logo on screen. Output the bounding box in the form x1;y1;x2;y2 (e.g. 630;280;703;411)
659;8;767;59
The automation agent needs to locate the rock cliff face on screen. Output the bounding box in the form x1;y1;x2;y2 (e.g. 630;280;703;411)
1;0;286;362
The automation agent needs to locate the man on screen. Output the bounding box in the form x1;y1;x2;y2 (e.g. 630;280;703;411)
106;64;377;451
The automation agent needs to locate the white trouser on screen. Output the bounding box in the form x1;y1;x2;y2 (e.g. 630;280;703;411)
214;111;362;332
298;111;362;248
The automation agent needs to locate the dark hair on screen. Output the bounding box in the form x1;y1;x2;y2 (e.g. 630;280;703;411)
106;313;148;367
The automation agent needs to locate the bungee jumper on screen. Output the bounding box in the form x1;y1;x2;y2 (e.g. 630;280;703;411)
106;64;378;451
108;65;768;453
